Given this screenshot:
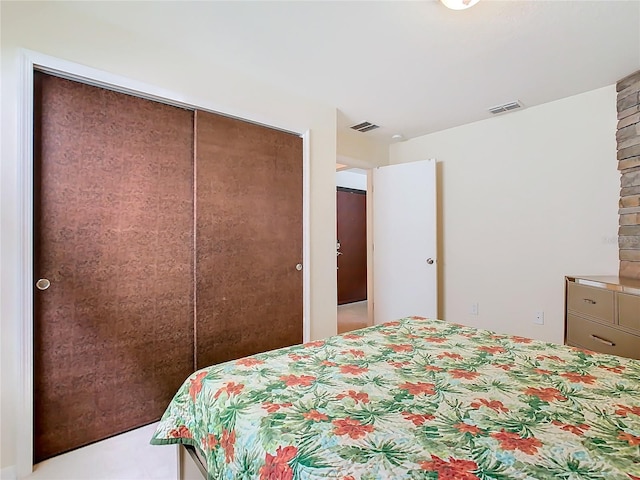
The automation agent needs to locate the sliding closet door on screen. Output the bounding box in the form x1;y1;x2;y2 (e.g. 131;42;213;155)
195;111;303;368
33;72;195;462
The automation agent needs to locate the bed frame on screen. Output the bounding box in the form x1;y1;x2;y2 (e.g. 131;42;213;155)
178;445;207;480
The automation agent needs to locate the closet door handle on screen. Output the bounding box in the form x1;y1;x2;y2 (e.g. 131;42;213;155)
296;264;303;271
583;298;596;305
36;278;51;290
590;334;615;347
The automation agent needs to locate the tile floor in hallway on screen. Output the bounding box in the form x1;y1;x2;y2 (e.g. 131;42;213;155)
337;300;369;334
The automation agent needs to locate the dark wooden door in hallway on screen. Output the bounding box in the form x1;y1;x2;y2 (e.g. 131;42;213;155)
337;187;367;305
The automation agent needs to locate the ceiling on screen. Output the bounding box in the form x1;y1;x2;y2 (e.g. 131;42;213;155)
65;0;640;143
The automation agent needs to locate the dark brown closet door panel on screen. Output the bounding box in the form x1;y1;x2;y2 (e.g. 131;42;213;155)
34;72;194;462
195;110;303;368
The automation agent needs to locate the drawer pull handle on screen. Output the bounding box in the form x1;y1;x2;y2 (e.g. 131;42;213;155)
583;298;597;305
590;334;615;347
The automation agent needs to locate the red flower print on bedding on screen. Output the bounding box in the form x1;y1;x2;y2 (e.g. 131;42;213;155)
214;381;244;399
478;346;506;355
169;425;192;439
387;344;413;353
341;349;365;357
600;365;625;374
524;387;566;402
536;355;564;363
420;326;438;332
332;418;374;439
511;336;532;343
424;336;447;343
618;431;640;446
304;340;325;348
616;404;640;417
449;369;480;380
437;352;463;360
288;353;309;361
339;364;368;375
262;402;293;413
388;361;411;368
236;357;264;367
560;372;597;384
280;374;316;387
495;364;513;371
470;398;509;413
259;445;297;480
455;423;482;435
552;421;590;436
336;390;370;404
491;430;542;455
571;347;595;355
402;412;435;426
341;334;361;340
424;365;443;372
221;429;235;463
188;371;208;401
420;455;479;480
399;382;436;396
303;410;328;422
202;433;218;450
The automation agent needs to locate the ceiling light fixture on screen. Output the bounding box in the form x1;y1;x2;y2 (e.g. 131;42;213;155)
440;0;480;10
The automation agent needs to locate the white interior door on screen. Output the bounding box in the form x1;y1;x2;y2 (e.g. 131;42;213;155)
373;159;437;323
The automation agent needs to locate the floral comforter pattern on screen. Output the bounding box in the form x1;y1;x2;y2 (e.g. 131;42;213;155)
151;317;640;479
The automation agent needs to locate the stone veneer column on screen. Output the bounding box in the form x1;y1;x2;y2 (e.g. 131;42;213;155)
617;69;640;279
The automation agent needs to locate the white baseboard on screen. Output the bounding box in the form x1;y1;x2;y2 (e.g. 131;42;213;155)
0;466;16;480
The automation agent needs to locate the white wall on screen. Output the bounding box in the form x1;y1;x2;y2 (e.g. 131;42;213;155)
390;86;620;345
1;1;338;473
337;129;388;167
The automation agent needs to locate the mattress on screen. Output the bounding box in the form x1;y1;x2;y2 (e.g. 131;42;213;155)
151;317;640;479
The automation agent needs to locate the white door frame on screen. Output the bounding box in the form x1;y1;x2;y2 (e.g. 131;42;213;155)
16;49;311;476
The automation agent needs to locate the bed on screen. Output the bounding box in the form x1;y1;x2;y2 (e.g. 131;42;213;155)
151;317;640;479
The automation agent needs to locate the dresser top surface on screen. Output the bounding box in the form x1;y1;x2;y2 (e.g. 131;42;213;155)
566;275;640;295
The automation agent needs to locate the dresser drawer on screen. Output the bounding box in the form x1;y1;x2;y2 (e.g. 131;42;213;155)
566;314;640;360
567;282;614;323
618;292;640;332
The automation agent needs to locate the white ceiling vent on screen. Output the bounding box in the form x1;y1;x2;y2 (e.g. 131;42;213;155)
488;100;523;115
350;121;380;133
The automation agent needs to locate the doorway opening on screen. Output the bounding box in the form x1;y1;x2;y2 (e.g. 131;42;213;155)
336;167;370;333
334;159;438;333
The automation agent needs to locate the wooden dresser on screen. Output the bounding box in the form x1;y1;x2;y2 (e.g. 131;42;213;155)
565;276;640;360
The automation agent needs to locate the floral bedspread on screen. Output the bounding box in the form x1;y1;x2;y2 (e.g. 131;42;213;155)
151;317;640;479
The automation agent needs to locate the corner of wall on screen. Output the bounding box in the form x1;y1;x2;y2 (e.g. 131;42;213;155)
337;129;389;168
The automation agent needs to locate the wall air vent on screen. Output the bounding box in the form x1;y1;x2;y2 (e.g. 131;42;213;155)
350;121;380;133
488;100;523;115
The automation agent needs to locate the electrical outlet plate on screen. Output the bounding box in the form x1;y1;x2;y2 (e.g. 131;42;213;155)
534;311;544;325
470;303;479;315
